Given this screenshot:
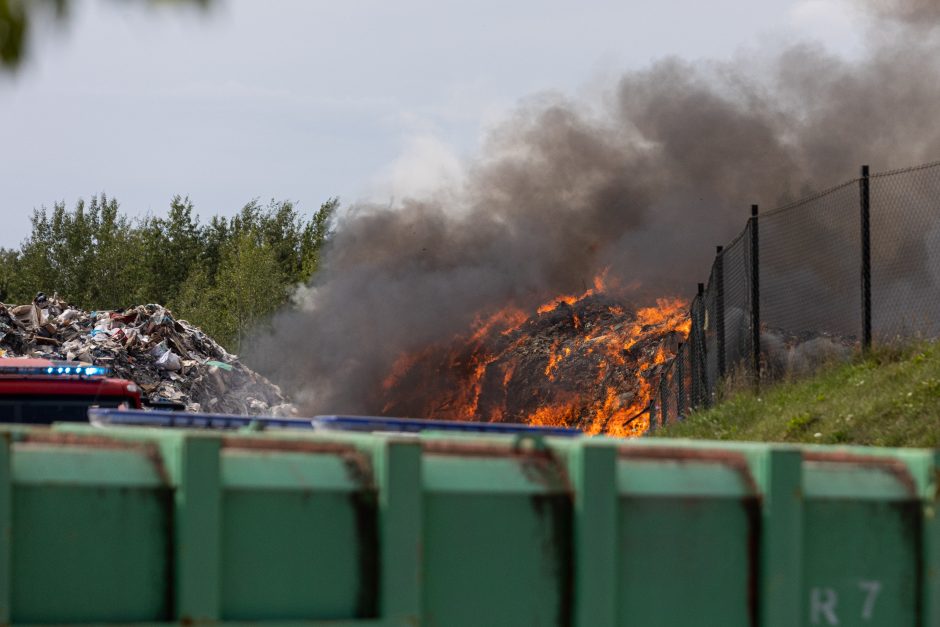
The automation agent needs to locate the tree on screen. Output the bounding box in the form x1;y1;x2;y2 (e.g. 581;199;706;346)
3;192;338;351
85;195;139;308
134;196;202;305
301;197;338;277
1;0;208;72
0;248;20;302
15;204;63;301
212;232;286;351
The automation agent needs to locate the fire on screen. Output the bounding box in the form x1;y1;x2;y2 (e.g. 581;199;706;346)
379;276;689;437
536;274;607;314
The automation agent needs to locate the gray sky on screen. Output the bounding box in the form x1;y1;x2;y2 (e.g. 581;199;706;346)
1;0;863;248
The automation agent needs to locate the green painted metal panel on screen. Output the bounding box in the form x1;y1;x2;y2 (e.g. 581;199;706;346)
220;490;375;620
372;439;422;624
803;462;912;500
617;496;755;626
13;446;164;487
221;450;360;491
11;485;170;623
423;493;571;627
217;436;378;621
568;444;617;627
5;426;940;626
422;454;568;493
617;458;752;497
615;456;757;627
749;448;804;627
0;434;12;624
802;460;920;626
422;454;571;627
921;452;940;627
172;435;222;621
802;500;920;626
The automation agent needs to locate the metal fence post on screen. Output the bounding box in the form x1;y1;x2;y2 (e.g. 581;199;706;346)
696;283;707;407
860;165;872;352
750;205;761;388
659;374;668;427
648;401;657;434
689;294;699;408
715;245;726;380
676;342;685;420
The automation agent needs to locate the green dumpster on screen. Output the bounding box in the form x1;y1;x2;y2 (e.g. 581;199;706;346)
0;424;936;626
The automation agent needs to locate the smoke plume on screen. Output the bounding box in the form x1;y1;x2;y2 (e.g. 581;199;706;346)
247;0;940;414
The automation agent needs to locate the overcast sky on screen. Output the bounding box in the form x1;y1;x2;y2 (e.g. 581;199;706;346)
0;0;864;248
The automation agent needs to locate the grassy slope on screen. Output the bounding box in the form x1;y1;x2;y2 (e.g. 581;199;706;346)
659;341;940;447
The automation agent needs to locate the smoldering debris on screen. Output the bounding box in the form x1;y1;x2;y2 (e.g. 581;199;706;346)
0;294;294;416
379;294;689;436
247;0;940;417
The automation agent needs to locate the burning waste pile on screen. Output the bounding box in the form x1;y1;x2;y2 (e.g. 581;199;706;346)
0;293;294;415
248;0;940;436
379;279;690;437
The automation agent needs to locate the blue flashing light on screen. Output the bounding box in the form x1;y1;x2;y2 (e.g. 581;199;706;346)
0;362;112;378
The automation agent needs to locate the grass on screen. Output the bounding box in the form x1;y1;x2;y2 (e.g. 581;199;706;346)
659;340;940;448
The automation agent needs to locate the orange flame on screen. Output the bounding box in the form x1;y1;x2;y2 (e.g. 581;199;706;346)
536;274;607;314
380;275;689;438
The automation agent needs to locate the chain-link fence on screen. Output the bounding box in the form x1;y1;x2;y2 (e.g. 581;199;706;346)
649;159;940;432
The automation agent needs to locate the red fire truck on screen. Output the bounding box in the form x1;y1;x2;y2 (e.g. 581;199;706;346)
0;358;142;424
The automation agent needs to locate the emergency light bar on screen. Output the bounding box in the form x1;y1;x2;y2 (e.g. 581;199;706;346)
88;408;582;437
0;362;111;378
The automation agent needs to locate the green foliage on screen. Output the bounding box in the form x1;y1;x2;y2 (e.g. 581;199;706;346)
660;340;940;448
212;232;286;351
784;411;817;438
1;194;338;351
1;0;205;72
0;0;27;68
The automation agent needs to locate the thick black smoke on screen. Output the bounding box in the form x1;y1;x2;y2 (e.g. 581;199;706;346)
248;0;940;413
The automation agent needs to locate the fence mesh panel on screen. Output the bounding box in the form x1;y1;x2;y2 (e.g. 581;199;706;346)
721;226;752;381
704;264;719;407
658;370;670;427
871;162;940;339
660;359;679;426
646;159;940;434
688;295;707;407
759;181;862;347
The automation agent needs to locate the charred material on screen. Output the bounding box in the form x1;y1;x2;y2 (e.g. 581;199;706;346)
380;290;689;437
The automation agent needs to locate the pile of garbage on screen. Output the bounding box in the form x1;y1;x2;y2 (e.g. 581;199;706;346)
379;294;689;437
0;293;295;416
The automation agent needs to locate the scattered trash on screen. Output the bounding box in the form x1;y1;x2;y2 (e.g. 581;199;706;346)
0;294;295;416
156;349;182;372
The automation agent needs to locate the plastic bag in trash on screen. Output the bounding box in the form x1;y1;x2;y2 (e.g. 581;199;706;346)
56;309;81;325
156;349;182;371
150;341;169;359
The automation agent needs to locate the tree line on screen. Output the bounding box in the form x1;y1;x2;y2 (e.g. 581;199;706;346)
0;194;337;351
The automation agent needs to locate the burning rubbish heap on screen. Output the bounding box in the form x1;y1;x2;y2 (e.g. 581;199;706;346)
380;279;690;437
0;294;294;415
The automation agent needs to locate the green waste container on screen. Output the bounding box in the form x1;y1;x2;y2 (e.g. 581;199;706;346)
0;424;936;627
